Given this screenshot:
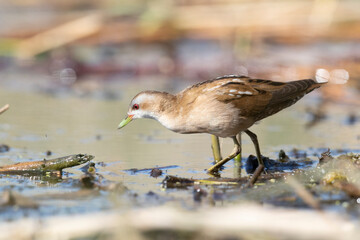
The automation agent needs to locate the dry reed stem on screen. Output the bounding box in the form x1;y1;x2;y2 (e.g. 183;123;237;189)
287;176;321;210
0;104;9;115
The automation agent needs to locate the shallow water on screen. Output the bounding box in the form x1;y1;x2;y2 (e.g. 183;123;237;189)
0;76;359;220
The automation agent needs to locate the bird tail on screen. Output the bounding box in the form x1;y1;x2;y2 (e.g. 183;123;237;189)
315;68;349;84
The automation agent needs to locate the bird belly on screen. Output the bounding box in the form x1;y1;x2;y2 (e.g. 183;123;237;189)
207;116;254;138
157;98;254;137
176;102;253;137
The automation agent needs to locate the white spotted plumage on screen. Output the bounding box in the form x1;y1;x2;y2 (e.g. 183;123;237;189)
231;78;245;83
237;91;253;95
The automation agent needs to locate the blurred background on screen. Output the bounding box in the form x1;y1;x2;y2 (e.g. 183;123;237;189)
0;0;360;87
0;1;360;238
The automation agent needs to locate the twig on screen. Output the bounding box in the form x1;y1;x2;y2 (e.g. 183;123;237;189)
333;181;360;198
0;154;93;174
163;172;287;188
124;165;178;173
246;164;264;187
0;104;9;115
287;176;321;210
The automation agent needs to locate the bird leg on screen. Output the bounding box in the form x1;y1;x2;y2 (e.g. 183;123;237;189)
211;135;222;163
234;133;242;162
244;130;265;186
233;133;242;177
207;136;241;174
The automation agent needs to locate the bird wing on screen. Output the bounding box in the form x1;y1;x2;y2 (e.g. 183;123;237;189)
250;79;319;104
207;77;273;118
209;76;322;120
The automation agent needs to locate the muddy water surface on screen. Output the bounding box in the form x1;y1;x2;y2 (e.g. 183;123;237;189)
0;77;359;220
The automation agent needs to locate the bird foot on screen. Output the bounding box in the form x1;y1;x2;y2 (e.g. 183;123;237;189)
207;147;241;174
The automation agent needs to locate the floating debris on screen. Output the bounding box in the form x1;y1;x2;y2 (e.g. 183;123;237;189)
278;150;290;162
146;191;159;199
162;175;194;188
343;153;360;166
150;168;163;178
124;165;178;174
322;171;348;185
346;113;358;125
0;144;10;153
0;154;94;174
245;155;312;174
80;162;96;173
193;186;208;202
245;155;267;173
96;162;107;167
162;174;286;189
80;173;96;189
287;177;321;210
318;149;333;165
195;178;244;185
0;190;38;209
0;104;9;115
332;181;360;198
291;148;307;159
79;163;108;189
87;163;96;174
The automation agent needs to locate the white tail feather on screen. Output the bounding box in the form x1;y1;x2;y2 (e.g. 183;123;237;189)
315;68;330;83
315;68;349;84
330;69;349;84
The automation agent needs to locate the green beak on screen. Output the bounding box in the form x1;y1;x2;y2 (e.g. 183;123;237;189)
118;115;133;129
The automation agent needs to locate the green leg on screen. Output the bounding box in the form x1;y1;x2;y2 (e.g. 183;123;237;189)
244;130;265;186
207;136;241;173
234;133;242;177
234;133;242;162
211;135;222;163
244;130;264;166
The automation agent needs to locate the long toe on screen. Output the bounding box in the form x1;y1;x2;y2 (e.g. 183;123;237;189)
207;147;241;173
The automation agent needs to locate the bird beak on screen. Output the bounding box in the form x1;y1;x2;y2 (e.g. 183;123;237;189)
118;115;134;129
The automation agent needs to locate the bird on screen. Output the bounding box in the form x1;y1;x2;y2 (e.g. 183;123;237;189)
118;74;329;181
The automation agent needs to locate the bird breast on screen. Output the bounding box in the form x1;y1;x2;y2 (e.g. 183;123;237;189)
157;95;254;138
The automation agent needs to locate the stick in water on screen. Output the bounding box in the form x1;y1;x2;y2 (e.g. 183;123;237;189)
0;104;9;115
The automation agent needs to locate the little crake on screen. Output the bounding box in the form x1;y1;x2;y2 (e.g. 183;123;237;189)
118;75;327;177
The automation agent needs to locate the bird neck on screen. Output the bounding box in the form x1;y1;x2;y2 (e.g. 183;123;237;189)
138;91;176;119
149;91;182;131
155;92;178;115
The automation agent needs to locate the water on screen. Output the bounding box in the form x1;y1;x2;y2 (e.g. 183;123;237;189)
0;76;359;221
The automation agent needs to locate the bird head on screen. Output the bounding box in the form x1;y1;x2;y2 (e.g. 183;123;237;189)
118;91;168;129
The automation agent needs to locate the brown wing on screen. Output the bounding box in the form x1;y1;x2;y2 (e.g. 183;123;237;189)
254;79;320;105
197;76;322;121
208;77;274;118
249;79;323;120
178;75;258;105
179;75;323;121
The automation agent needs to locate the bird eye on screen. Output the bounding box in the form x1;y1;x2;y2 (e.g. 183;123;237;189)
132;104;139;110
